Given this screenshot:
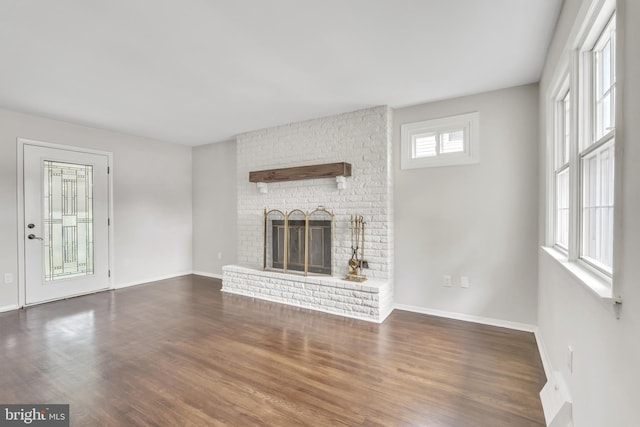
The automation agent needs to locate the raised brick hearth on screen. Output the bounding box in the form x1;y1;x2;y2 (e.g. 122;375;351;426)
222;265;393;323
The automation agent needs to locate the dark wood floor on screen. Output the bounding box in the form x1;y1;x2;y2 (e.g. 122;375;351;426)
0;275;546;426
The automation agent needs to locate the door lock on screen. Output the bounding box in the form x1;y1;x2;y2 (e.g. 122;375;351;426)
28;234;43;240
27;223;35;229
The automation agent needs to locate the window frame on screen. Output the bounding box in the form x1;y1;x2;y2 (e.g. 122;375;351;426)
578;8;617;276
400;112;479;169
544;0;621;303
553;79;571;252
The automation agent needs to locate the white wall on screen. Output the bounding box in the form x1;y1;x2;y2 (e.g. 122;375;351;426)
393;84;540;326
537;0;640;425
235;106;394;281
0;108;193;310
192;139;237;276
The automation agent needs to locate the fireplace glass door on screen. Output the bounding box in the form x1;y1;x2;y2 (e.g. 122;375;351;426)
264;208;333;276
272;220;331;274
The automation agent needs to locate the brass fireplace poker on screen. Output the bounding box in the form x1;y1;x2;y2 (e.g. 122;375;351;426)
345;215;368;282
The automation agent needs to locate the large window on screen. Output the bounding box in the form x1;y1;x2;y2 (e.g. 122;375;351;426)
548;4;617;284
580;14;616;273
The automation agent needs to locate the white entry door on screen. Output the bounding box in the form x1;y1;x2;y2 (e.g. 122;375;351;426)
24;144;110;305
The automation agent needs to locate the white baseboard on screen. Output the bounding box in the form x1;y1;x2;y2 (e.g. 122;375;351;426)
394;303;537;332
0;304;19;313
535;329;553;381
192;271;223;280
114;271;194;289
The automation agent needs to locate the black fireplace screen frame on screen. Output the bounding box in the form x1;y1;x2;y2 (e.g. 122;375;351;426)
263;207;334;276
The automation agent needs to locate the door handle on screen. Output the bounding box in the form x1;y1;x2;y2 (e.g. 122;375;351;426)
28;234;44;240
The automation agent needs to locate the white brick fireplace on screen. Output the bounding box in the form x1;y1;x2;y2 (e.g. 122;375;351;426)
222;106;394;322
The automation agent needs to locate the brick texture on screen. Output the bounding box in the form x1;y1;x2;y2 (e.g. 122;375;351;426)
236;106;394;281
226;106;394;321
222;265;393;323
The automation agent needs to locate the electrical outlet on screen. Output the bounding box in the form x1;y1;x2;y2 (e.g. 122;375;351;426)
461;276;470;288
567;346;573;373
4;273;13;284
217;252;223;260
443;275;452;287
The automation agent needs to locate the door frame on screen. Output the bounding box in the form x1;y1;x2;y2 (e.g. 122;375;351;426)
16;138;115;308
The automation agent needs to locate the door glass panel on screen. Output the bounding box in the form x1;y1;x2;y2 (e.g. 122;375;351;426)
43;161;94;281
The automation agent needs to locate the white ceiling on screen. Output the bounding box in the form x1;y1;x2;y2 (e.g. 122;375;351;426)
0;0;562;146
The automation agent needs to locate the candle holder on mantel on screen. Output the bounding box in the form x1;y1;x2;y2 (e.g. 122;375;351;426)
344;214;368;282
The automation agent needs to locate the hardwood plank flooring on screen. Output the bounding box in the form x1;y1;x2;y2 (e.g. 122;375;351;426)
0;275;546;426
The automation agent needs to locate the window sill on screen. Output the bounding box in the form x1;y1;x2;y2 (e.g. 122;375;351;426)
541;246;621;305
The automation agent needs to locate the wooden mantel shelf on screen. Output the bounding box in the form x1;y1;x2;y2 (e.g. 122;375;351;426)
249;162;352;183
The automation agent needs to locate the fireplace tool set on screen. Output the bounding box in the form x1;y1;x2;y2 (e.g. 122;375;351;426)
345;215;368;282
